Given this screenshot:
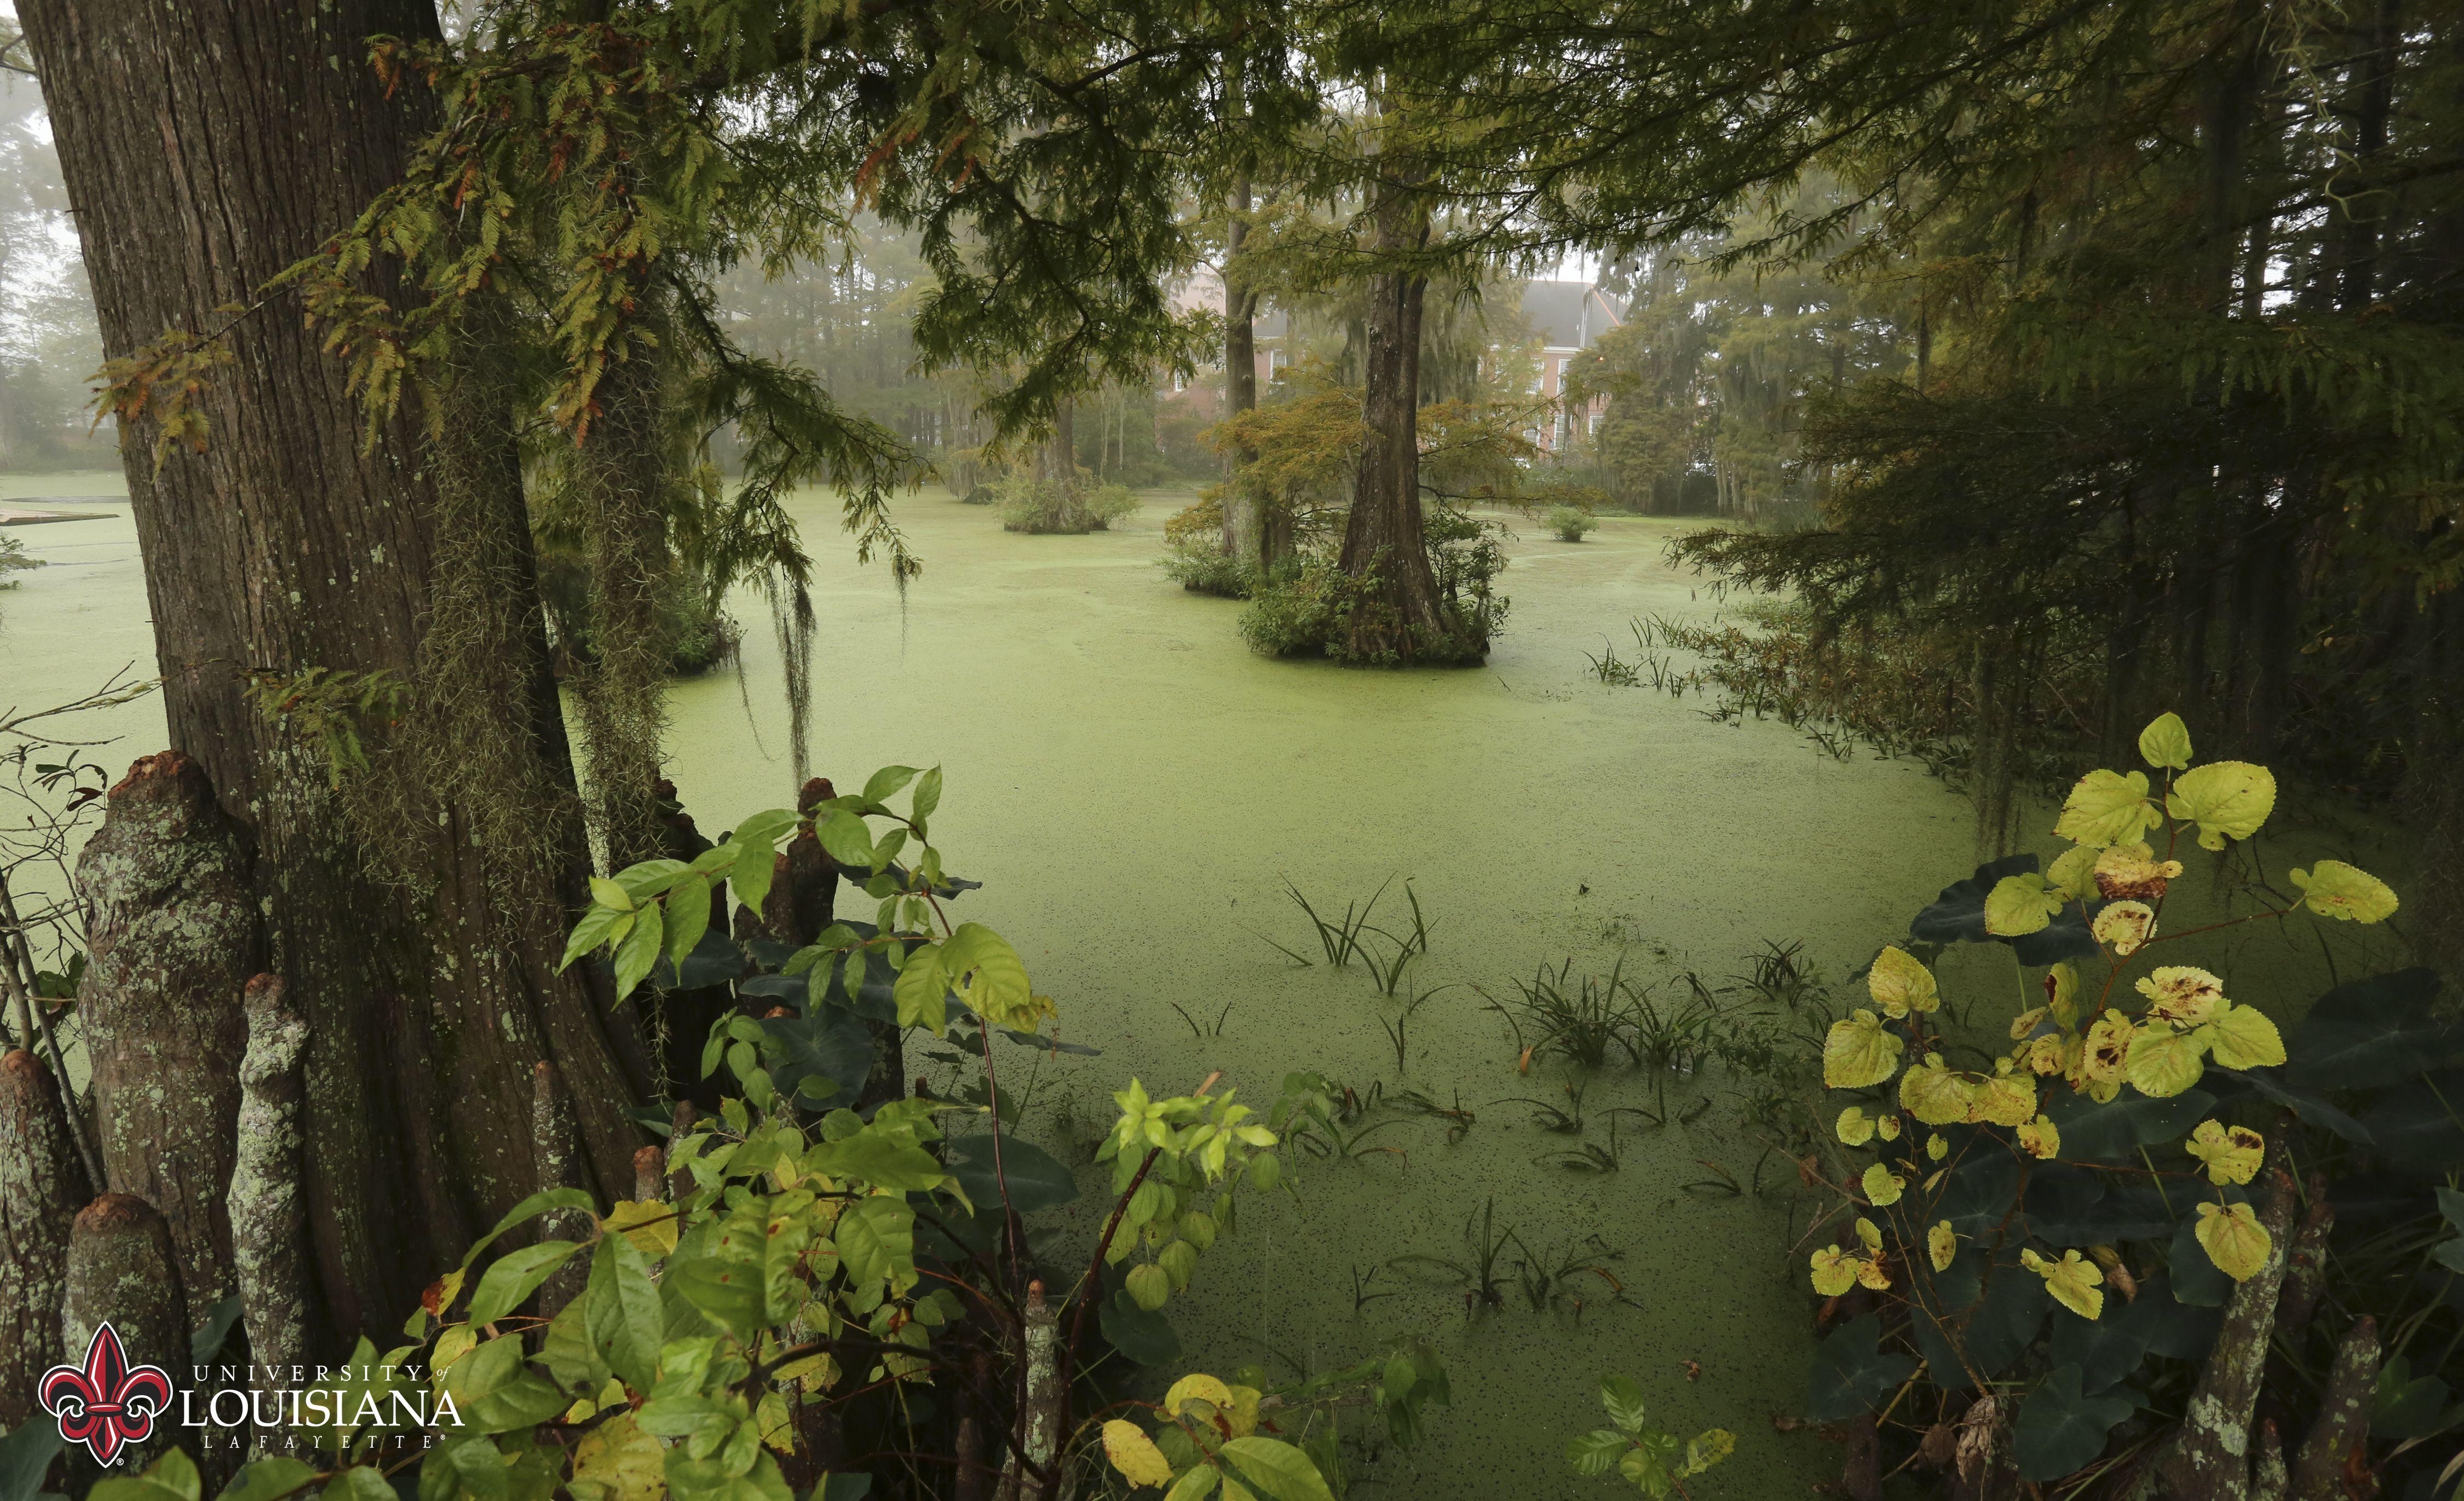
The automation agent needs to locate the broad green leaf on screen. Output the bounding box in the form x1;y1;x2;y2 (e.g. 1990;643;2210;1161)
1599;1374;1648;1433
1162;1468;1219;1501
1866;945;1938;1017
2197;1003;2285;1070
325;1468;399;1501
861;765;919;806
444;1335;569;1434
459;1187;597;1274
2053;769;2158;848
666;875;713;966
211;1458;319;1501
892;944;949;1033
2013;1365;2134;1482
1567;1429;1629;1477
2289;969;2457;1088
1804;1313;1916;1421
1216;1438;1336;1501
1899;1054;1973;1125
669;1202;766;1341
817;810;876;869
613;902;664;1001
1125;1262;1171;1311
2289;862;2398;923
1822;1009;1904;1089
1984;873;2063;937
2126;1027;2206;1097
911;766;944;822
810;1129;946;1193
589;876;634;913
663;1449;793;1501
2137;712;2192;770
940;922;1037;1030
729;838;778;921
614;859;689;899
834;1196;916;1294
562;902;630;969
466;1239;584;1326
2166;761;2275;850
90;1450;200;1501
586;1233;663;1391
2047;844;2101;903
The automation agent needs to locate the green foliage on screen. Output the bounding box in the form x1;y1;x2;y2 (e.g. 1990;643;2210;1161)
997;476;1142;534
0;534;36;588
1780;715;2455;1490
1547;505;1599;543
1567;1376;1734;1497
241;666;411;788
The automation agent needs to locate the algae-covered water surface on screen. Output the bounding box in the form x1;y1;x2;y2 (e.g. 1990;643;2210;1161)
14;479;2365;1497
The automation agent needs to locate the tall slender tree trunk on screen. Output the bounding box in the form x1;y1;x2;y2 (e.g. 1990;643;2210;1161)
1221;175;1271;569
1336;181;1454;662
21;0;652;1350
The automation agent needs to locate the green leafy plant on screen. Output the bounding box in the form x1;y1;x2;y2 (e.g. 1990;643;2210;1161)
1791;713;2454;1495
1567;1376;1735;1497
1547;504;1599;542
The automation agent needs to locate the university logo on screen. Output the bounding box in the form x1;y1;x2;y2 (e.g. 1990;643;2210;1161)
38;1323;175;1468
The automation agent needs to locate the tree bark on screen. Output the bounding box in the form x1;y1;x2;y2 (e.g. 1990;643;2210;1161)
1221;174;1266;570
532;1061;592;1315
229;975;310;1452
61;1194;190;1475
74;750;257;1311
2287;1317;2377;1501
1;1048;91;1425
1337;182;1452;663
19;0;652;1352
2160;1165;2298;1500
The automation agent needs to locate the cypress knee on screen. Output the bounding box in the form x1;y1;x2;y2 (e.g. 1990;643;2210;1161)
229;975;310;1444
61;1194;190;1473
74;752;259;1308
2;1049;93;1424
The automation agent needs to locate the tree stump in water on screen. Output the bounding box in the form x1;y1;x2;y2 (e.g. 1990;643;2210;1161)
74;751;260;1307
1;1048;93;1424
61;1193;190;1473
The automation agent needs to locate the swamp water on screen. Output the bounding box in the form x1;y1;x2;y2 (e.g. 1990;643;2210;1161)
4;477;2388;1497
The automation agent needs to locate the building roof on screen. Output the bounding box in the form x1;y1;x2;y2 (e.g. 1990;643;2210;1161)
1520;280;1626;351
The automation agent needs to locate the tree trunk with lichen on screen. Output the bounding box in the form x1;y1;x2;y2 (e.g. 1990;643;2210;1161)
229;974;310;1452
1;1048;91;1425
61;1194;191;1476
19;0;654;1354
2159;1166;2299;1499
2287;1317;2377;1501
74;750;257;1310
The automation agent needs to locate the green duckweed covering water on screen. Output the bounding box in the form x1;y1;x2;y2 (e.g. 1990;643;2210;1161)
5;476;2397;1497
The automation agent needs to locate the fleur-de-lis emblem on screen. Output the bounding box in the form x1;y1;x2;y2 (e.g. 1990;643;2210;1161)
39;1323;176;1467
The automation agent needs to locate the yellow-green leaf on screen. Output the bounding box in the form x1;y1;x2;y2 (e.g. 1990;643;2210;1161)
1862;1163;1905;1207
2125;1026;2207;1098
2091;900;2156;956
2289;861;2399;923
2198;1002;2286;1070
1969;1069;2036;1128
2022;1247;2105;1320
1867;945;1939;1017
1102;1421;1176;1489
2166;761;2276;850
589;876;634;913
2185;1121;2264;1186
1163;1373;1236;1418
1809;1244;1859;1297
1834;1106;1876;1147
1900;1054;1973;1125
2017;1115;2061;1160
2055;769;2160;848
2136;967;2227;1028
2195;1200;2273;1281
1823;1009;1905;1089
2138;712;2193;770
1984;873;2063;937
2047;844;2102;904
1927;1221;1959;1272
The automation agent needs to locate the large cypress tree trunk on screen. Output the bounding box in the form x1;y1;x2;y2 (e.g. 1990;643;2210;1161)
20;0;652;1349
1337;182;1451;662
1220;175;1270;569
